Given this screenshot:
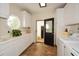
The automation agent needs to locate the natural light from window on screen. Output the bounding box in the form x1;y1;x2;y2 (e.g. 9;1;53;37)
7;15;20;29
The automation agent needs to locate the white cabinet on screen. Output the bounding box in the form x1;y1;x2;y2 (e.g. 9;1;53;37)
57;38;65;56
64;45;71;56
57;38;71;56
0;35;33;56
64;4;79;25
21;11;32;27
55;8;65;45
0;3;9;18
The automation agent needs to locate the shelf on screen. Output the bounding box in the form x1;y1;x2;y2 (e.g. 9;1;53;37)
66;23;79;26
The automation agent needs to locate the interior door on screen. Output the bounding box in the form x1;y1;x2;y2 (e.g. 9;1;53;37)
44;18;54;46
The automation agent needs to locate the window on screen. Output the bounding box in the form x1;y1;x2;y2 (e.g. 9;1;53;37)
7;15;20;29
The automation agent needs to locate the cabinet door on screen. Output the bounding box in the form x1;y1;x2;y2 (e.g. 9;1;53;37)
64;46;71;56
64;4;79;25
57;39;64;56
75;4;79;23
26;13;32;27
0;3;9;18
64;4;76;25
0;36;33;56
21;11;32;27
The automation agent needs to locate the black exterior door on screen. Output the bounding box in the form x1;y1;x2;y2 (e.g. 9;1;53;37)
44;18;54;46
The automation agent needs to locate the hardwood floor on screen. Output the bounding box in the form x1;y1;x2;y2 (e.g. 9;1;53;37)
37;38;44;43
20;43;57;56
37;37;44;42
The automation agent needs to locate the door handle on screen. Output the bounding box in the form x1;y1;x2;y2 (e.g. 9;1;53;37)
71;53;75;56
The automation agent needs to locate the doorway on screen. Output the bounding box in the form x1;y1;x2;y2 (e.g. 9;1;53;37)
36;20;44;42
36;18;54;46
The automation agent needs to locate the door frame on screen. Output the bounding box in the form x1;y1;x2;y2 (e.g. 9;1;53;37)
36;20;44;42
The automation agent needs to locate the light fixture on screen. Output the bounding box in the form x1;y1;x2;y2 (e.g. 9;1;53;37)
39;3;47;8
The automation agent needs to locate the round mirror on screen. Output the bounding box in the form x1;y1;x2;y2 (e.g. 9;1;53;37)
7;15;20;29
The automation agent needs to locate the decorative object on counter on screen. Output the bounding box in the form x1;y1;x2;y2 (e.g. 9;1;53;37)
63;28;69;38
21;27;31;34
65;28;68;32
12;29;22;37
26;27;31;33
66;24;79;35
8;31;10;33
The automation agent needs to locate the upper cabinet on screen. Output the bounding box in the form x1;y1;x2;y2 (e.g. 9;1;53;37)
0;3;9;18
64;4;79;25
21;11;32;27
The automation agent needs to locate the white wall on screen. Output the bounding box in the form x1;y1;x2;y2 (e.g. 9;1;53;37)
0;18;10;36
37;21;44;37
32;11;55;20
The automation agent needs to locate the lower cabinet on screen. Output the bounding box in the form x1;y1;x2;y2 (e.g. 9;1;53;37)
57;38;72;56
64;45;72;56
0;35;33;56
57;39;65;56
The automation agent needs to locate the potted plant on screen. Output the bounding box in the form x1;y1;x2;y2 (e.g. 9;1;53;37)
12;29;22;37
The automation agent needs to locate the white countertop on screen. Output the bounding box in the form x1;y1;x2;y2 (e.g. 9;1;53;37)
58;33;79;56
65;42;79;56
59;37;79;44
0;34;28;44
59;36;79;56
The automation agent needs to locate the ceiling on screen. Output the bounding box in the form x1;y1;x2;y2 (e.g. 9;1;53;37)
14;3;66;14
